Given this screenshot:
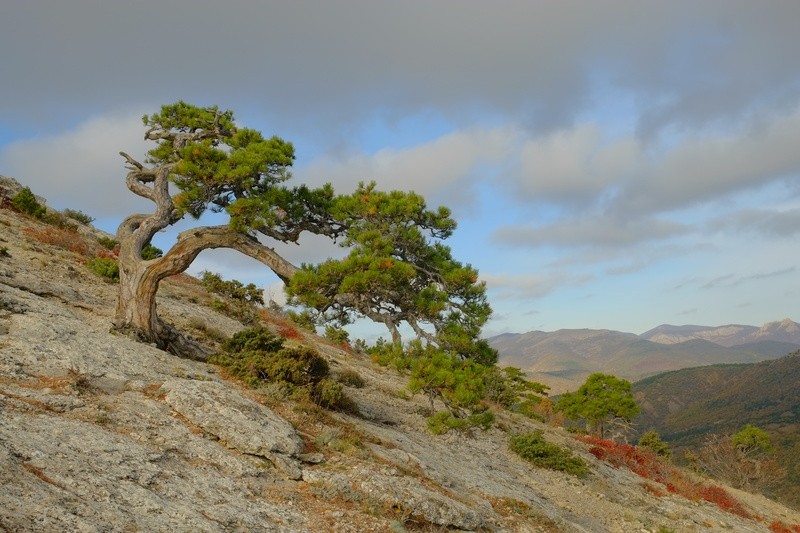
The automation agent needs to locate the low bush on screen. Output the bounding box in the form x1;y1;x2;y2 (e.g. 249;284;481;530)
141;243;163;260
41;210;77;230
311;378;347;409
23;226;89;255
86;257;120;282
12;187;46;218
201;271;261;323
324;325;350;345
371;339;497;433
510;430;588;477
427;409;494;435
62;208;95;225
277;322;303;340
97;236;119;251
581;435;671;484
223;326;284;353
769;521;800;533
578;435;754;519
336;369;365;388
287;310;317;331
211;327;350;410
638;430;671;459
200;271;263;304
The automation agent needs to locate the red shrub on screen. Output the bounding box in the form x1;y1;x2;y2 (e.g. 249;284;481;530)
277;323;302;340
768;521;800;533
578;436;670;484
23;226;89;256
698;486;750;519
95;248;118;260
576;435;752;519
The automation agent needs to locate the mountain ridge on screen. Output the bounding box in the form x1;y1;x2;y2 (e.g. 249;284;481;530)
490;320;800;394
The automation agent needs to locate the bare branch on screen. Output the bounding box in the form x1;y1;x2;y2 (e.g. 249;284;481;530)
119;152;148;172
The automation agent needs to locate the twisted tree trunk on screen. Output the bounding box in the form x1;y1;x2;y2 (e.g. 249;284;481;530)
113;225;299;359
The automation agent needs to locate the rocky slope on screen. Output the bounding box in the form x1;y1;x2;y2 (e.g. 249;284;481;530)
2;181;800;532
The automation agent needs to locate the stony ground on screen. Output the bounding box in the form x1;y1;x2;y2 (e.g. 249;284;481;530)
2;180;800;532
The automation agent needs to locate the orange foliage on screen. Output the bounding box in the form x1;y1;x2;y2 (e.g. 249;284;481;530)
578;435;753;519
698;486;751;518
768;522;800;533
22;226;89;256
95;248;118;260
277;323;302;340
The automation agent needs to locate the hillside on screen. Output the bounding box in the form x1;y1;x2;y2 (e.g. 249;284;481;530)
490;327;797;394
3;178;800;532
633;352;800;509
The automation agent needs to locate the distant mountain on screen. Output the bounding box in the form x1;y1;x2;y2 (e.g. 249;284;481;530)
632;351;800;508
489;319;800;394
640;318;800;347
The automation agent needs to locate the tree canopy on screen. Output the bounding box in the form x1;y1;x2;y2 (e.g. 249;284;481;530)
113;101;493;359
556;373;639;439
286;182;495;363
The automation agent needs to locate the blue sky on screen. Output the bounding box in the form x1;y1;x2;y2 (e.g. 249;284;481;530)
1;2;799;339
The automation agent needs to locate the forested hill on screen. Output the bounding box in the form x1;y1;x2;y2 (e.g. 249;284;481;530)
633;350;800;508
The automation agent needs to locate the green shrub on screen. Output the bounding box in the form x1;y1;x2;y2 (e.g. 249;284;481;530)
510;430;588;477
97;236;119;250
0;246;9;258
638;430;672;458
312;378;346;409
12;187;46;218
371;339;496;433
287;310;317;331
732;424;772;454
223;326;284;353
324;325;350;345
200;271;262;323
200;271;263;304
427;411;469;434
336;369;365;388
369;339;411;371
62;208;95;225
211;327;350;409
406;343;487;413
484;366;549;410
141;243;163;260
86;257;120;282
426;409;495;435
41;210;77;230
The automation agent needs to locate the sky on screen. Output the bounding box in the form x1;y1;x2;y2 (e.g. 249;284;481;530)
1;1;799;339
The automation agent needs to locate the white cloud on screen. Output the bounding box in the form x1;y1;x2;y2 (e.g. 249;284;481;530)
494;214;689;249
297;126;517;204
482;272;592;301
0;108;150;218
516;124;640;204
620;104;800;214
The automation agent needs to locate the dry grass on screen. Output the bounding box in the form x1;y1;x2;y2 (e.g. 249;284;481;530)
22;226;91;256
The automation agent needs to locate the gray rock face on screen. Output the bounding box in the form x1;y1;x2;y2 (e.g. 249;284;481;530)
163;379;304;479
0;396;307;532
